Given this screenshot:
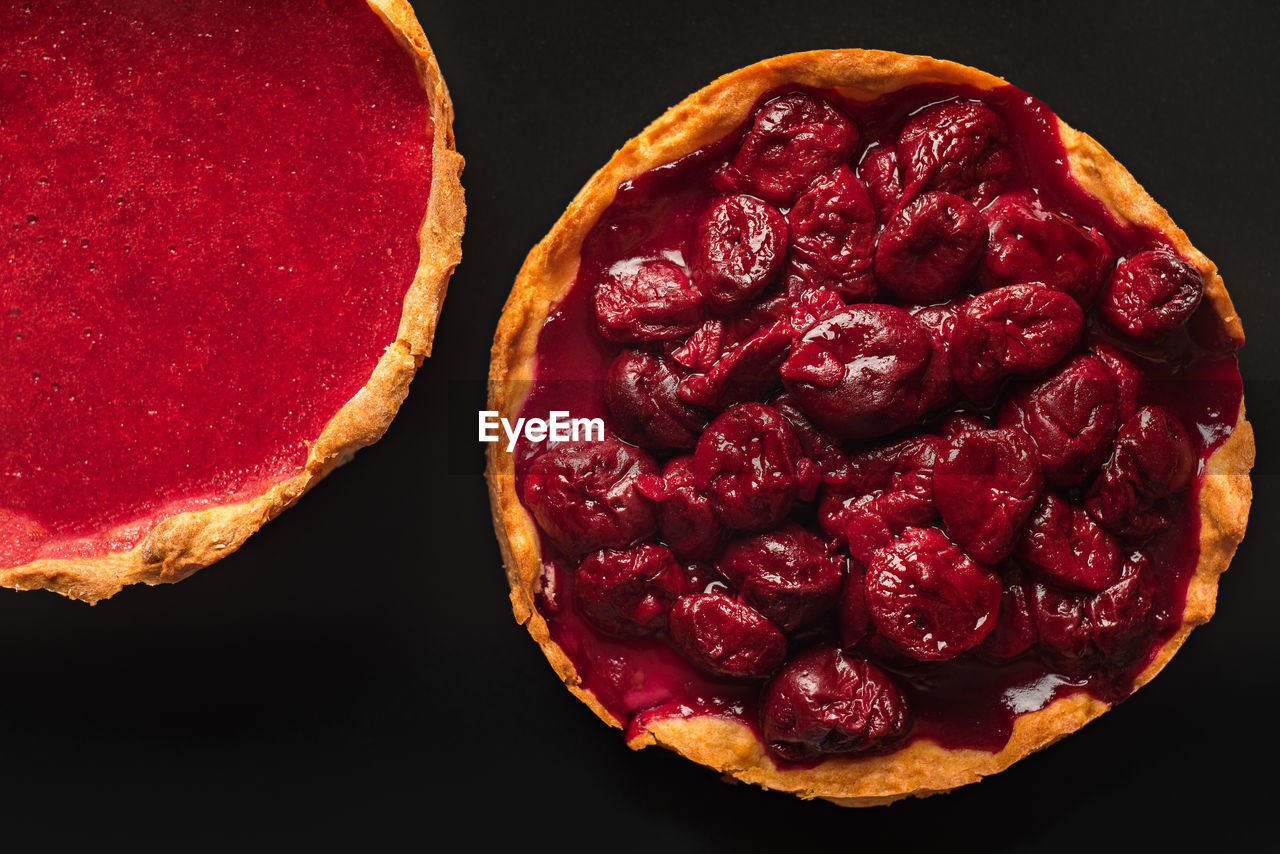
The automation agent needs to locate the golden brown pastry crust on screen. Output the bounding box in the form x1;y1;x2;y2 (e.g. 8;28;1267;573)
0;0;465;604
487;49;1253;804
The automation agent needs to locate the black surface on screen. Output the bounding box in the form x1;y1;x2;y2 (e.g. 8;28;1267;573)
2;0;1277;848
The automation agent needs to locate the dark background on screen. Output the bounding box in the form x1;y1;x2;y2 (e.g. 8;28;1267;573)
2;0;1276;848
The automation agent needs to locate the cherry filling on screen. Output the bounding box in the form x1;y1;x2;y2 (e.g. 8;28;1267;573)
0;0;432;565
781;305;934;439
513;81;1243;762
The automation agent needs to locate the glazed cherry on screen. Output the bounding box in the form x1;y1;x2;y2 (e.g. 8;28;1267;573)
677;319;792;410
856;143;901;221
949;284;1085;401
692;195;788;314
576;544;688;637
975;565;1036;662
605;351;707;450
1016;493;1122;592
524;438;659;557
761;646;909;761
1085;406;1195;539
939;411;990;437
839;561;872;648
782;165;877;302
770;390;848;483
1101;249;1204;341
668;592;787;677
717;523;845;632
897;100;1012;209
864;526;1002;661
720;92;860;206
819;435;944;548
874;191;987;303
909;302;961;413
934;427;1044;564
998;354;1120;486
593;258;703;344
651;455;728;561
982;193;1112;303
1091;340;1140;423
1031;555;1154;665
781;305;934;439
693;403;809;532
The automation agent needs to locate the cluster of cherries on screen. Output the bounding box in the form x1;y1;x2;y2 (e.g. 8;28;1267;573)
521;91;1204;761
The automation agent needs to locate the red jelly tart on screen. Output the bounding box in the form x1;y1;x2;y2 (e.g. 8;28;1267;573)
488;50;1252;804
0;0;464;601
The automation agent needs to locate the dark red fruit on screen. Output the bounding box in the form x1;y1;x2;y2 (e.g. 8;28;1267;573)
523;438;659;557
864;527;1002;661
761;646;908;760
693;403;809;532
938;411;989;437
1085;406;1195;539
1031;555;1154;664
653;455;728;561
949;284;1085;401
692;195;788;314
934;427;1044;564
721;93;860;206
874;191;987;302
604;351;707;450
593;258;703;343
898;100;1012;209
670;318;724;374
1090;340;1140;423
909;302;961;414
781;305;934;439
981;193;1111;303
857;142;901;221
677;320;793;411
975;565;1036;662
575;544;688;637
1088;555;1157;658
1016;493;1122;592
1101;249;1204;341
717;523;845;632
818;435;944;547
668;592;787;677
770;390;848;486
840;562;872;648
782;165;877;302
998;354;1120;486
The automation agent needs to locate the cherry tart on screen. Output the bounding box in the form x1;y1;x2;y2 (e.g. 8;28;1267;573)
0;0;463;601
488;50;1252;804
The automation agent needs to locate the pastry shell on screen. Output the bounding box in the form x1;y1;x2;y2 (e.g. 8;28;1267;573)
488;49;1252;805
1;0;465;603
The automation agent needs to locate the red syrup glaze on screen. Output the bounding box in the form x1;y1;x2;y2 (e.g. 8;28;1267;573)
0;0;432;565
513;83;1243;757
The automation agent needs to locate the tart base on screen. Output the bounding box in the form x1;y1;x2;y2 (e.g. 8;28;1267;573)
2;0;465;604
488;49;1252;804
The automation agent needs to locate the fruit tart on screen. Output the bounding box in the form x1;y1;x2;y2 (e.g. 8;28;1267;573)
0;0;464;602
488;50;1252;804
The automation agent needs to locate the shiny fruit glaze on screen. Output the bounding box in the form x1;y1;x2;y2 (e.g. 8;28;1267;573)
513;82;1242;759
0;0;432;565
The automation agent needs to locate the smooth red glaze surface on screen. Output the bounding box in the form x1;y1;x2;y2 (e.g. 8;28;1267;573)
0;0;432;564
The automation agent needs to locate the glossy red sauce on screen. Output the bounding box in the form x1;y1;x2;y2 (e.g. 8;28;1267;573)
514;83;1242;755
0;0;432;564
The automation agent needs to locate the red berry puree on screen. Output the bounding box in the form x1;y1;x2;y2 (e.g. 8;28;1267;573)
0;0;433;565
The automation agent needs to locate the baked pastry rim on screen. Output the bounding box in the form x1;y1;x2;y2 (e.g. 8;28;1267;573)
486;48;1253;805
1;0;465;604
